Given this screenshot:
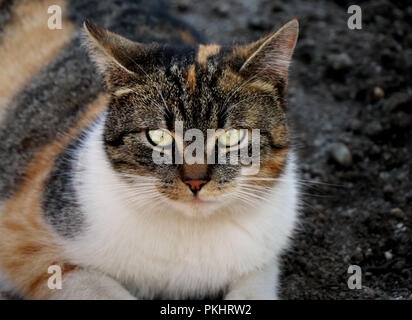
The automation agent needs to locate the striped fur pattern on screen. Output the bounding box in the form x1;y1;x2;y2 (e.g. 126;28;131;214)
0;0;299;299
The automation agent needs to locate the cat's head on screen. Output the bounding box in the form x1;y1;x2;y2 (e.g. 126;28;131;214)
83;19;298;217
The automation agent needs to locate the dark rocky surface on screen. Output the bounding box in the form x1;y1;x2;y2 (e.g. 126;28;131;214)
171;0;412;299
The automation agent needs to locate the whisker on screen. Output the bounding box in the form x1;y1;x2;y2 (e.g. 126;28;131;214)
235;189;271;203
238;176;342;188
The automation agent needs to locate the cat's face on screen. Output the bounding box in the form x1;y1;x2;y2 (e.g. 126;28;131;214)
84;20;298;216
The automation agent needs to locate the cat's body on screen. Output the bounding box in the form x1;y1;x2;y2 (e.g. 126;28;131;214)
58;117;298;299
0;0;299;299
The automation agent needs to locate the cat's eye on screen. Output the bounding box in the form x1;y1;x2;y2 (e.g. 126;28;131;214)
218;129;246;147
147;129;174;147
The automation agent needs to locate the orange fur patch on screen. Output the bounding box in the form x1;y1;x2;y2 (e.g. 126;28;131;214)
251;148;289;188
218;67;245;95
247;80;276;94
179;29;197;45
0;94;108;299
197;44;220;66
0;0;75;124
187;64;196;93
271;124;289;147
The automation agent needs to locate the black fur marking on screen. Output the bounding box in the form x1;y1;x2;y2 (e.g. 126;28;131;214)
0;0;16;36
0;35;102;200
43;133;87;239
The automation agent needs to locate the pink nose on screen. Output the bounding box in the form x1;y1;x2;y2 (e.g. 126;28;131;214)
184;179;208;194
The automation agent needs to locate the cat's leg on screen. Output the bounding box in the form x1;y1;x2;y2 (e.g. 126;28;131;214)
48;268;136;300
0;212;135;299
224;261;279;300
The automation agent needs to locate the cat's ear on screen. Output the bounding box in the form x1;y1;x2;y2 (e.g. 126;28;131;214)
235;19;298;88
83;19;145;75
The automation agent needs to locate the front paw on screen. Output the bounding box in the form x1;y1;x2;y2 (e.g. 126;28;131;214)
48;269;136;300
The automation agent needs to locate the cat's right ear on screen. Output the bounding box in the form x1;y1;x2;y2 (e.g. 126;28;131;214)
230;19;299;91
83;20;146;75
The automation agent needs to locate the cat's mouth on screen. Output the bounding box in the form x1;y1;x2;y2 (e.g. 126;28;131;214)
154;178;237;216
166;193;223;216
188;196;214;205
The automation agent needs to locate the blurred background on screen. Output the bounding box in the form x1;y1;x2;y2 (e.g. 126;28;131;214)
168;0;412;299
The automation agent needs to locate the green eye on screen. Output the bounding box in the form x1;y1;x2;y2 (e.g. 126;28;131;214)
147;129;174;147
218;129;245;147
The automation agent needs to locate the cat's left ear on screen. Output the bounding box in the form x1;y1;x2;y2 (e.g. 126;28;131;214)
83;19;147;75
235;19;299;89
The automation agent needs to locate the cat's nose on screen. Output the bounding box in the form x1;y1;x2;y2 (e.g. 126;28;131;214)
184;179;209;195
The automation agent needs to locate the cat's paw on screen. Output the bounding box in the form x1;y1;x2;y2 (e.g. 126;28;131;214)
50;286;136;300
49;269;136;300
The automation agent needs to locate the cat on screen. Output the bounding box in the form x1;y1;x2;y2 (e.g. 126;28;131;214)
0;0;299;300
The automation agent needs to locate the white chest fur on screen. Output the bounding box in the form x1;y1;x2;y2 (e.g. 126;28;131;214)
63;121;299;299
